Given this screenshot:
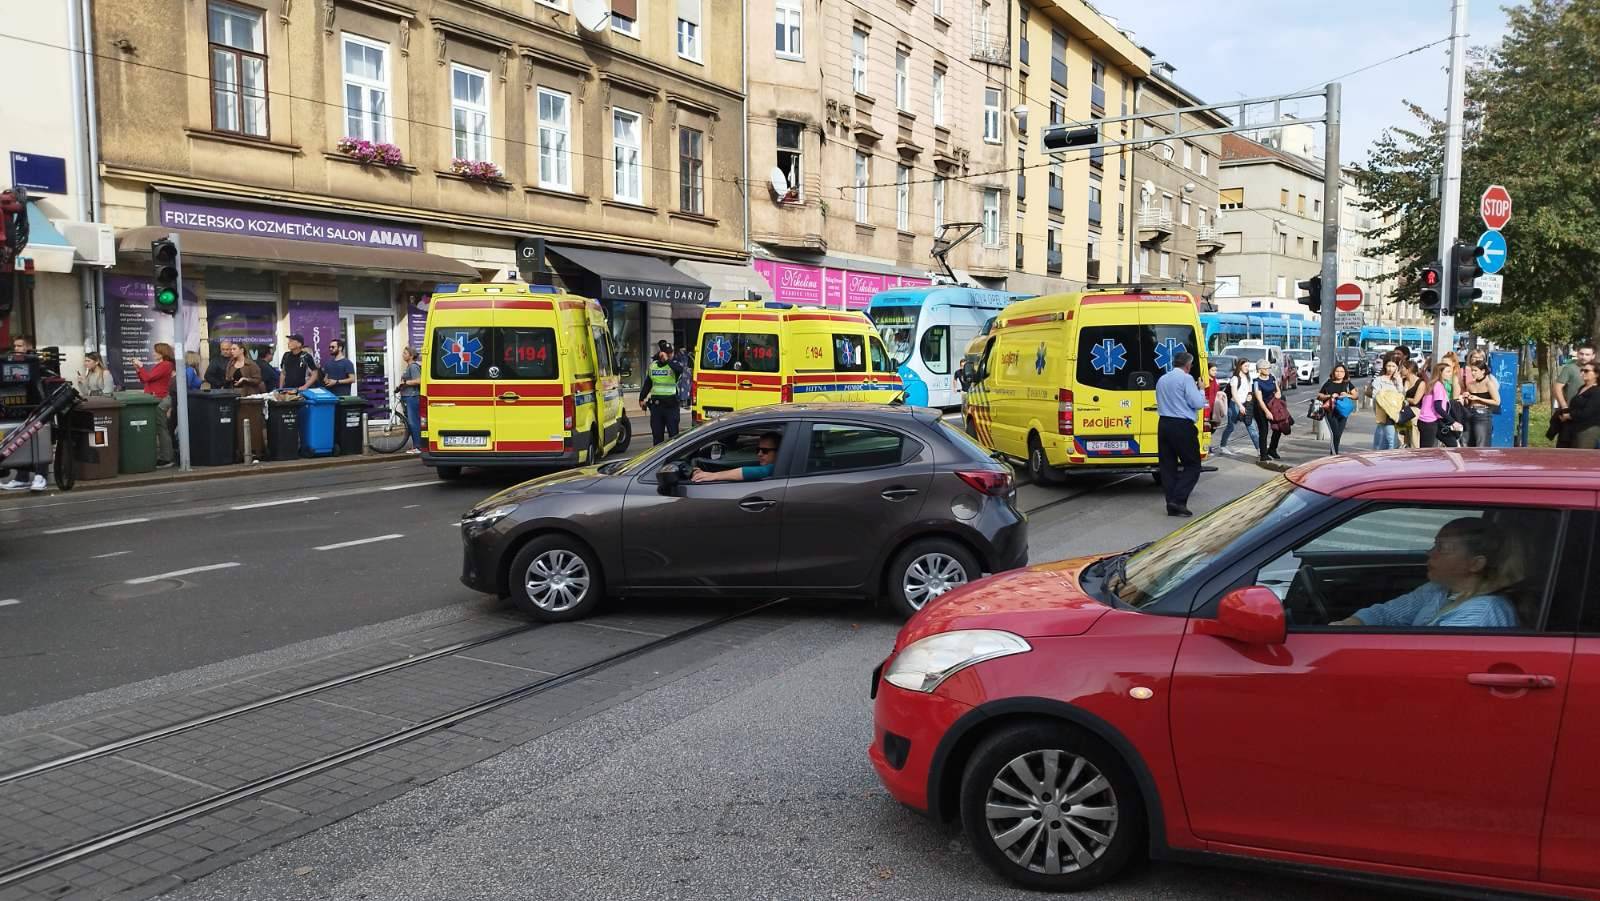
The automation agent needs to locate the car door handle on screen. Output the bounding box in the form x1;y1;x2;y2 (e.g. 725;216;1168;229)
1143;405;1159;412
739;498;778;512
739;380;753;388
1467;673;1558;690
881;487;919;500
499;392;521;402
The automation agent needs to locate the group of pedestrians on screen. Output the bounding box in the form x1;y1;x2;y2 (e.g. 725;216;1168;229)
1554;343;1599;448
1213;358;1290;462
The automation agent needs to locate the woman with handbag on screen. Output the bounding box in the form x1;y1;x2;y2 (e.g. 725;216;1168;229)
1216;359;1259;455
1416;361;1455;448
1252;363;1283;462
1370;357;1407;450
1462;358;1501;447
1316;363;1360;454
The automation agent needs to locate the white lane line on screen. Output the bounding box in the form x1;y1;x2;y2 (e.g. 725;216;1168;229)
126;562;241;585
402;504;420;509
0;599;20;608
314;534;404;551
43;517;151;535
379;481;437;491
92;550;133;559
230;496;320;510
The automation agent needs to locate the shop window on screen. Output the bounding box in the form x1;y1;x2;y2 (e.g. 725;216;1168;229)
679;127;705;215
450;63;490;163
206;298;278;366
208;1;268;137
775;120;802;203
341;33;390;143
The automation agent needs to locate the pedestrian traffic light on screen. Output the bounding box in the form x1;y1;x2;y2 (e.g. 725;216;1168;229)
1449;241;1484;312
1297;275;1322;314
151;238;180;316
1041;124;1098;152
1419;262;1443;314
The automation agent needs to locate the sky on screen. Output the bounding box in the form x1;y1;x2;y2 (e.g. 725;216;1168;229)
1094;0;1512;164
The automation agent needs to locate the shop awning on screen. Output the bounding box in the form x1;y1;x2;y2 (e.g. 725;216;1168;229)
20;202;77;274
116;226;479;281
547;244;710;305
673;258;769;304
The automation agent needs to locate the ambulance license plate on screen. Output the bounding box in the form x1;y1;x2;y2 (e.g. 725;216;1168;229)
441;434;489;448
706;409;732;420
1085;439;1129;452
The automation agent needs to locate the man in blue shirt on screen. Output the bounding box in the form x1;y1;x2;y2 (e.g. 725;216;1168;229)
1155;351;1209;517
692;432;781;483
320;339;357;397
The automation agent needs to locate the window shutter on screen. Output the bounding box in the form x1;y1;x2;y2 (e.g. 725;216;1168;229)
677;0;700;23
613;0;638;19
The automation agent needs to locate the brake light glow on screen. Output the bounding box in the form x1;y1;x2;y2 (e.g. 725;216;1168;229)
563;394;575;431
1057;388;1074;436
956;469;1013;496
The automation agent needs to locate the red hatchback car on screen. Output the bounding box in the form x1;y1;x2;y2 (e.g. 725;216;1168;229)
870;449;1600;898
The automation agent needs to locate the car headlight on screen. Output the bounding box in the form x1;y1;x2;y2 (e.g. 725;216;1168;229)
461;504;517;527
883;630;1031;693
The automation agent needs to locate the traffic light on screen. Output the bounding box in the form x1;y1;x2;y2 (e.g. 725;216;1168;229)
151;238;180;316
1297;275;1322;314
1418;262;1443;314
1041;124;1099;152
1449;241;1485;311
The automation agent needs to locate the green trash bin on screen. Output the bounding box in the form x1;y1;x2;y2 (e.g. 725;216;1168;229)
115;390;161;474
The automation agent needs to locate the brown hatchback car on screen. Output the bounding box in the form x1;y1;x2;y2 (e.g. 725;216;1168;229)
459;404;1029;621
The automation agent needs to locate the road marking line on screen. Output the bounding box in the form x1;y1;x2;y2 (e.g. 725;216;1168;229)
92;550;133;559
402;504;420;509
43;518;151;535
379;481;437;491
314;534;404;551
230;496;320;510
126;562;241;585
0;599;19;607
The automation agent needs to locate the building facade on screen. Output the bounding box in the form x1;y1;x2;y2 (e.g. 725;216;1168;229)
1008;0;1148;294
92;0;748;397
1128;62;1227;301
1211;133;1325;317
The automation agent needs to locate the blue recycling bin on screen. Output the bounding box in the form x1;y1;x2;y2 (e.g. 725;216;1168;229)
300;388;338;457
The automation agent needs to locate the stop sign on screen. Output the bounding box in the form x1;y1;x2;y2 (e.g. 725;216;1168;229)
1481;185;1513;230
1335;282;1363;312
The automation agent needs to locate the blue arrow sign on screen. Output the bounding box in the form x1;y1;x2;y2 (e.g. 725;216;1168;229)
1477;229;1507;275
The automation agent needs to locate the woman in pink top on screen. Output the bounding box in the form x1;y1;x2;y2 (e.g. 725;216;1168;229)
1416;360;1453;448
133;342;176;466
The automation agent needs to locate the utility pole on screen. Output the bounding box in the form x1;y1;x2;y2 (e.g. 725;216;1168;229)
1434;0;1469;357
1318;82;1341;374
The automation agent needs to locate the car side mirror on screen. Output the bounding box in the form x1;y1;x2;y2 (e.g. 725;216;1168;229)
1196;586;1286;645
656;463;682;496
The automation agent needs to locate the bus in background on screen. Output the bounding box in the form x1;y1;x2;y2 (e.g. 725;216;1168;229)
1359;325;1434;357
1200;311;1323;355
868;286;1031;408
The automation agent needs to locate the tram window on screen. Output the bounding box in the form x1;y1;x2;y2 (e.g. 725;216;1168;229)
920;325;951;374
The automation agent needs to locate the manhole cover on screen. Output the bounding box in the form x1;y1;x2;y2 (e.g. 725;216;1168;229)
93;579;185;599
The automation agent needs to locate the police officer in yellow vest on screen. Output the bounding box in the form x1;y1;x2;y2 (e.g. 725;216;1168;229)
638;340;685;445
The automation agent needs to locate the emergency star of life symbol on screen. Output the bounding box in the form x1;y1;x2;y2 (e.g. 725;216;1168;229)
1091;339;1127;376
440;332;483;375
1035;342;1047;374
707;335;733;367
1154;337;1186;371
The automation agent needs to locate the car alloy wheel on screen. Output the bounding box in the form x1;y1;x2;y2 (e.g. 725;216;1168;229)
984;749;1118;876
524;549;591;612
902;552;969;610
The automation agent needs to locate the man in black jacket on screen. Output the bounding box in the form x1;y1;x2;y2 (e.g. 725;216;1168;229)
638;341;684;445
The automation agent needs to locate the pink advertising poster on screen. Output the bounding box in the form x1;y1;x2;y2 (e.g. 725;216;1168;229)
844;272;886;309
823;269;846;308
753;260;824;305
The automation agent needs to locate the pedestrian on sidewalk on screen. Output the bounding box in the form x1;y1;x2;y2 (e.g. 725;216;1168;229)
639;343;684;445
1551;343;1594;440
1370;356;1407;451
320;339;357;396
1203;362;1222;438
1462;358;1501;447
133;342;176;467
1155;351;1208;517
75;351;114;397
1400;359;1427;448
221;341;265;461
398;346;422;454
184;351;203;392
1;335;50;492
1555;360;1600;448
254;346;279;396
1316;363;1359;454
1418;361;1463;448
672;345;693;409
278;335;319;394
1252;363;1283;462
1216;359;1259;456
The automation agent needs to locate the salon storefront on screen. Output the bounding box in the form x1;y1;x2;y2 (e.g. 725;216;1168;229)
751;257;933;310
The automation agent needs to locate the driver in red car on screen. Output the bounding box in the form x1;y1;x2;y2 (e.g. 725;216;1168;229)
1334;518;1520;628
691;432;781;483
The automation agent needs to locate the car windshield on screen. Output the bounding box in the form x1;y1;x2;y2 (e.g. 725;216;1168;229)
1106;476;1314;609
872;305;920;368
1225;346;1269;363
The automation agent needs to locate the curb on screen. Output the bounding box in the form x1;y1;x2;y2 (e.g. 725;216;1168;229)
42;452;410;494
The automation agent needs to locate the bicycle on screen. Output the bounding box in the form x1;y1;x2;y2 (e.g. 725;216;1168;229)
367;395;413;454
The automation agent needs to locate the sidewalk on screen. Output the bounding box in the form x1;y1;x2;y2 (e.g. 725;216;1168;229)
1211;389;1380;473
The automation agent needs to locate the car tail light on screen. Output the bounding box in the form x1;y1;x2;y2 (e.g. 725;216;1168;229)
418;395;429;431
690;378;698;408
1057;388;1074;435
956;469;1013;496
782;382;793;404
563;394;575;431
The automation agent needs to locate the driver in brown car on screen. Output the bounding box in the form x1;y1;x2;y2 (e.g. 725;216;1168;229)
691;432;781;483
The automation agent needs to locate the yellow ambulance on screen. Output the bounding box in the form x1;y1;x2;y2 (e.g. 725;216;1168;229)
420;284;629;479
961;289;1208;483
690;301;902;423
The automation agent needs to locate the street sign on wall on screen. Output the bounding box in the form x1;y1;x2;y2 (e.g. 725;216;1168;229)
1476;230;1507;274
1335;283;1363;312
1475;273;1503;305
1480;185;1513;230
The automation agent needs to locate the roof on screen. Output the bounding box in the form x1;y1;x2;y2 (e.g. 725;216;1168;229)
1219;134;1324;179
1288;449;1600;498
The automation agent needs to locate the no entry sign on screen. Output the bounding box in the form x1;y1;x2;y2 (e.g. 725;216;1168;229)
1335;282;1363;312
1480;185;1513;230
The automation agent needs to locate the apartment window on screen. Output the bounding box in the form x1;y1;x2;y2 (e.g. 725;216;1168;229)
1050;30;1067;87
931;67;945;126
1086;231;1099;262
1048;160;1063;211
1196;261;1206;283
895;165;911;230
535;0;566;9
208;2;268;137
976;0;991;44
450;63;490;162
1047;225;1060;270
1180;200;1191;226
1088;180;1102;224
676;0;702;62
1219;187;1243;210
1313;198;1322;214
1296;236;1305;255
612;108;642;204
933;176;945;230
851;27;868;94
1049;92;1065;126
774;0;802;58
1276;275;1287;297
679;127;704;214
1016;147;1026;201
854;151;870;223
895;48;910;110
341;33;390;143
1279;188;1289;207
934;0;943;16
1297;193;1307;214
1161;193;1174;216
1016;231;1025;270
983;87;1002;143
1017;1;1028;63
982;189;1001;246
1277;233;1288;254
1312;239;1320;256
611;0;639;37
1198;150;1208;176
775;120;802;203
1181;143;1192;170
536;88;572;191
1197;206;1207;229
1159;252;1171;278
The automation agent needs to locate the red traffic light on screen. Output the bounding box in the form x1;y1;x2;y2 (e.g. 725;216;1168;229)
1421;267;1440;287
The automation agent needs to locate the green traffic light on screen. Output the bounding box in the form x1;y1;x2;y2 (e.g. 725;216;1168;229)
155;287;178;307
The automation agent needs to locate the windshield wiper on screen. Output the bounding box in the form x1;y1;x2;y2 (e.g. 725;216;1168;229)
1101;542;1152;609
